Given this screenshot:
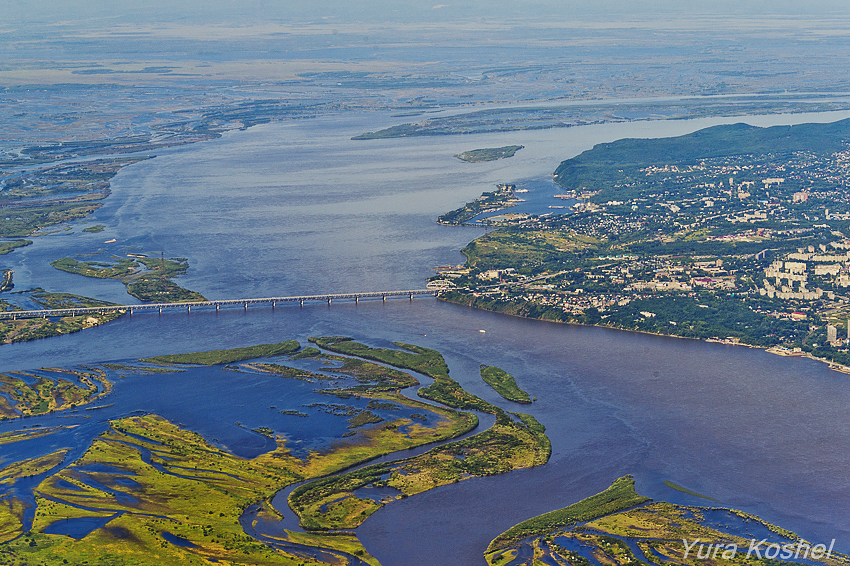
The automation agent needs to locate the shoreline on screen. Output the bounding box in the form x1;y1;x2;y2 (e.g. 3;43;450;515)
437;295;850;375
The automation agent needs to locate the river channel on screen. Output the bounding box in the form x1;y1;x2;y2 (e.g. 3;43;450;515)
3;107;850;564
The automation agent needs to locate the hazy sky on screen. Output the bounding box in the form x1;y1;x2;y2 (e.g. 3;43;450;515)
5;0;850;27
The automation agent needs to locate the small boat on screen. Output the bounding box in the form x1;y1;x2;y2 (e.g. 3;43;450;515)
104;239;116;243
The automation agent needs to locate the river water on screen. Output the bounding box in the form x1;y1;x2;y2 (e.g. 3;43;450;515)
3;108;850;564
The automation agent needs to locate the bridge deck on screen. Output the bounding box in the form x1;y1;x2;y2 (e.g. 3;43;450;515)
0;290;436;320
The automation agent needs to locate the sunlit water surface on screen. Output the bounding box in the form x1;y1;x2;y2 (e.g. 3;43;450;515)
3;108;850;565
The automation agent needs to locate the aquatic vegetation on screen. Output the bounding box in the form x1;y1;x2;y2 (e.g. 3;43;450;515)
0;270;11;293
480;365;532;404
0;338;834;566
290;411;550;531
0;240;31;256
0;158;147;238
9;415;305;565
0;427;70;446
485;477;850;566
143;340;300;366
0;368;109;419
663;480;717;501
309;337;450;381
51;253;206;303
487;475;650;553
0;291;125;345
0;310;124;345
0;449;69;485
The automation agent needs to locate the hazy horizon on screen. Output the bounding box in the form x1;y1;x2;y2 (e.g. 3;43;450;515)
6;0;850;27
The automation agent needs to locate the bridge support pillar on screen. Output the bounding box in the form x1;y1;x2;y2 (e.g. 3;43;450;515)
244;303;248;311
355;297;359;304
159;307;162;314
216;304;219;312
272;301;276;309
409;293;413;300
300;299;304;307
188;305;191;313
382;295;386;302
328;298;332;305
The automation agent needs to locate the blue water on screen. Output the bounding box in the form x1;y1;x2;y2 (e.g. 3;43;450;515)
42;515;119;539
468;177;580;224
161;531;197;547
4;109;850;565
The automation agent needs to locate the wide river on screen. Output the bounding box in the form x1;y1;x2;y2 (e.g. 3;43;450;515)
3;108;850;565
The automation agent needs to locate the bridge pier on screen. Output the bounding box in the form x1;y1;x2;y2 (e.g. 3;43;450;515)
328;298;332;305
215;304;219;312
355;296;359;304
187;305;191;313
159;307;162;314
409;293;413;300
272;301;276;309
382;295;386;302
300;299;303;307
244;302;248;311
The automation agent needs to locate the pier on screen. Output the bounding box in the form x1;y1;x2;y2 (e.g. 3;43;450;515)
0;290;437;321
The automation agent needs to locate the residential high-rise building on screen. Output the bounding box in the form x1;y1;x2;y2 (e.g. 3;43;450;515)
828;324;838;345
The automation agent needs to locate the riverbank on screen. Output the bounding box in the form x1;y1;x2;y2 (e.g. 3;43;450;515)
438;292;850;376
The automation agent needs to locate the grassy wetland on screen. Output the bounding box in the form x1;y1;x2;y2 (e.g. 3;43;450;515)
480;365;532;404
0;337;550;564
485;477;850;566
51;254;206;303
0;291;124;345
0;367;111;419
0;337;833;565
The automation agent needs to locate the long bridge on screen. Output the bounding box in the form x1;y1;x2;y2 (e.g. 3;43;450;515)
0;289;438;321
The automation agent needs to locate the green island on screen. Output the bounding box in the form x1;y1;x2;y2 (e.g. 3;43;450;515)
81;225;105;233
0;240;31;255
0;270;12;293
485;476;849;566
0;338;552;564
51;253;207;303
0;449;70;485
438;183;521;226
0;291;124;345
142;340;301;365
0;158;149;239
287;339;550;531
435;118;850;370
455;145;524;163
0;367;112;419
480;365;532;404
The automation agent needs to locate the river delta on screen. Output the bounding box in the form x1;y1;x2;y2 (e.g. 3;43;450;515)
4;109;850;564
